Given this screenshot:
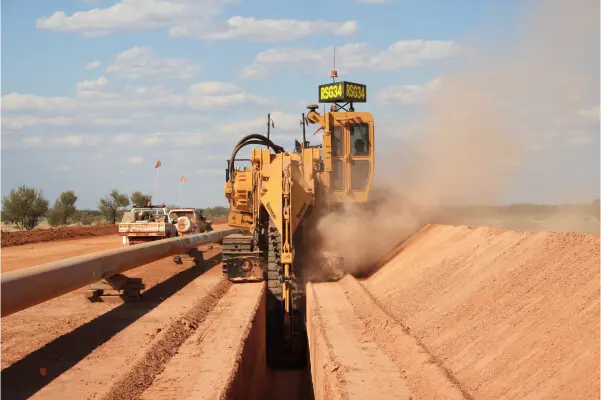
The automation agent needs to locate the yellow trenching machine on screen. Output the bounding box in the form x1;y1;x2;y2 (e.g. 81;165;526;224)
222;73;375;367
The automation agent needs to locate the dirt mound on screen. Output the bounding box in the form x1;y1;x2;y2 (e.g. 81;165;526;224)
1;225;118;247
364;224;600;399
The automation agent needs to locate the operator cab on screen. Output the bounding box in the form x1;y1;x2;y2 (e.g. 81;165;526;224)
304;78;374;204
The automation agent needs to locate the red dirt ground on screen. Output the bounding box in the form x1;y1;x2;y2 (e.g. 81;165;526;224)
2;223;598;399
1;239;230;399
1;225;118;248
364;224;600;399
307;223;599;399
0;219;226;248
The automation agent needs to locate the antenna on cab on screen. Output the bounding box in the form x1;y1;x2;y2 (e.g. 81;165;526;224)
331;46;338;83
330;46;339;111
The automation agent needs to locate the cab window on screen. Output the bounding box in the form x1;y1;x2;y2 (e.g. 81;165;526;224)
332;125;343;157
351;160;370;190
332;159;344;190
350;123;369;156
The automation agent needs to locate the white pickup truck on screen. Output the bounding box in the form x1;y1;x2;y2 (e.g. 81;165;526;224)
118;205;177;245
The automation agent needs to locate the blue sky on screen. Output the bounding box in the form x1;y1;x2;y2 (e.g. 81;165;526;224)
1;0;599;209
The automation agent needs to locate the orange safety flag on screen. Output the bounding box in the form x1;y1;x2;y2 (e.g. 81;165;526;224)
180;176;187;183
155;160;162;168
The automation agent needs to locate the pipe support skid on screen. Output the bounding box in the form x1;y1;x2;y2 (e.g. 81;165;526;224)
1;228;241;317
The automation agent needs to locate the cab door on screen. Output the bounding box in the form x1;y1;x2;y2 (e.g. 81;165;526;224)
324;111;374;203
344;112;375;202
323;111;346;195
346;115;373;202
330;122;346;193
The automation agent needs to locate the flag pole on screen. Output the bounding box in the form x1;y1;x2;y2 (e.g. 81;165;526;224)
178;176;186;206
154;160;161;204
155;167;159;203
178;181;182;206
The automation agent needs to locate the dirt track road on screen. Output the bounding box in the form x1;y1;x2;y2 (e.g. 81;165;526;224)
1;235;122;272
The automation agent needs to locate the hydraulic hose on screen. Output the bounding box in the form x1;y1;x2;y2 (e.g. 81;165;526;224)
228;134;285;181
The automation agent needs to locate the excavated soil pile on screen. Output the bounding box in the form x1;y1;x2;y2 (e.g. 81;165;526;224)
1;225;118;247
365;224;600;399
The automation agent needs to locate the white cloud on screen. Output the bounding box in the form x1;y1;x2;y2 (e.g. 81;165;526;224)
55;166;71;173
1;93;74;111
100;86;186;108
84;60;102;70
187;82;269;109
76;76;108;94
92;117;134;126
241;40;460;78
161;114;210;128
135;131;219;148
55;135;86;147
36;0;355;43
3;115;76;130
168;132;210;147
2;79;263;115
378;78;442;105
3;85;185;113
126;156;144;165
54;111;300;150
36;0;225;37
216;111;299;136
567;130;596;147
23;136;43;147
143;136;161;146
15;134;103;149
112;133;138;143
555;105;600;130
575;105;600;121
106;46;200;79
179;17;357;42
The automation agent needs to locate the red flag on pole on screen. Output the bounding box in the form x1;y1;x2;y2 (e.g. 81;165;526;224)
155;160;162;168
180;176;187;183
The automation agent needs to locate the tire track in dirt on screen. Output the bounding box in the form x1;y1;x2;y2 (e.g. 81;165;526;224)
306;282;351;400
307;281;413;400
139;282;266;400
338;274;470;400
101;277;233;400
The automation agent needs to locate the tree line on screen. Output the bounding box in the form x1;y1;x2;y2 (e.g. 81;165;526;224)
1;185;229;230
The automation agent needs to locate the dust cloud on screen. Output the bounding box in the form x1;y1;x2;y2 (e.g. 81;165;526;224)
316;0;600;275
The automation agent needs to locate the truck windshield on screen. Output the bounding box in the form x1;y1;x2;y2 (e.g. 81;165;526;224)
133;208;166;218
170;211;194;219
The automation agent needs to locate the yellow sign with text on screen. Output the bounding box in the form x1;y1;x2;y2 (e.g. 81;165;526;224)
320;83;343;101
345;83;366;101
318;81;367;103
